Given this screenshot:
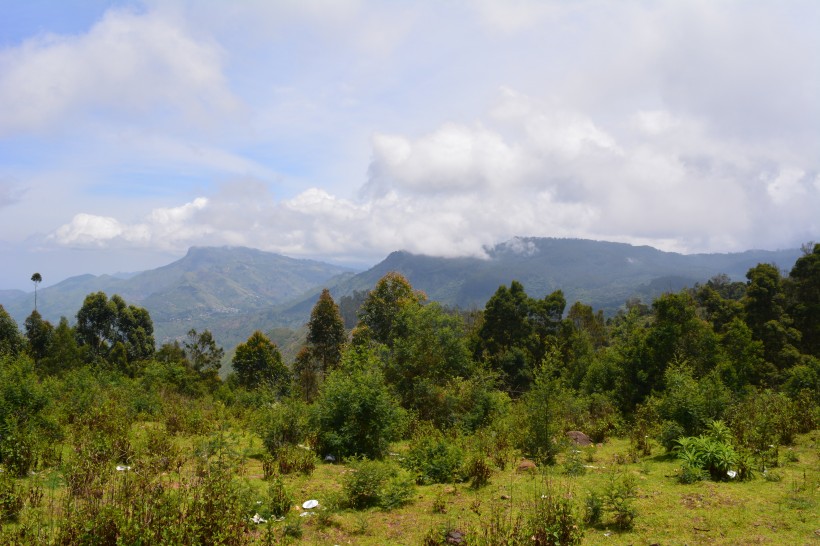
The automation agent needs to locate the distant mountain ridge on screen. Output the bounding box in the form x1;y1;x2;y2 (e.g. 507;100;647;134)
294;237;803;315
0;246;355;347
0;239;804;353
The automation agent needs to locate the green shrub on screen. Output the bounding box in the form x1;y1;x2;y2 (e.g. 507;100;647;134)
469;480;584;545
266;477;293;518
311;347;406;460
403;427;466;485
464;453;493;488
341;459;415;510
276;445;316;476
672;423;753;482
0;471;24;523
603;472;638;530
583;490;603;526
256;396;308;456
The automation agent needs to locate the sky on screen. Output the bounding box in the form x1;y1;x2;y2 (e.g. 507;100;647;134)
1;0;818;290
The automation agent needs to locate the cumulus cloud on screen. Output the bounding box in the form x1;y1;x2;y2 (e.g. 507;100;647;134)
6;0;820;285
0;6;239;136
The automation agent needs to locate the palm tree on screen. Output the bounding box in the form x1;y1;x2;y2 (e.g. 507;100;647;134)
31;272;42;311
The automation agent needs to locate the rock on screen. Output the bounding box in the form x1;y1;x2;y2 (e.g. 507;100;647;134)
566;431;592;446
516;459;537;473
446;529;465;544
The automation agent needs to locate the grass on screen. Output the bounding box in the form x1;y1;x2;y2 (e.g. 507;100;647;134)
2;424;818;545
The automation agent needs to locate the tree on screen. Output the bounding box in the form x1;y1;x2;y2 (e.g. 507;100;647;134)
306;289;346;373
744;264;801;372
358;272;425;346
184;329;224;376
24;309;53;366
786;243;820;356
387;302;474;424
232;331;290;392
30;272;42;311
75;292;155;366
0;305;25;358
40;317;82;373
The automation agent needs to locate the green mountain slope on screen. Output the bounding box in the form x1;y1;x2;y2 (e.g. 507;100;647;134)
306;238;803;315
1;246;354;346
1;239;803;354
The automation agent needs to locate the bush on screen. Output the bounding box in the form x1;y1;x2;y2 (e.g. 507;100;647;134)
603;472;638;530
311;347;406;460
276;445;316;476
0;471;24;523
341;459;415;510
673;422;753;482
403;426;466;485
468;479;584;545
266;477;293;518
727;389;799;453
516;369;564;465
464;454;493;488
256;396;308;456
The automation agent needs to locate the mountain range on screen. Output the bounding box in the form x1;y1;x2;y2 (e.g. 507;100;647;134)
0;238;803;354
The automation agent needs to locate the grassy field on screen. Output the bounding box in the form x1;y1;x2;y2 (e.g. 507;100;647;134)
3;423;817;545
232;431;819;545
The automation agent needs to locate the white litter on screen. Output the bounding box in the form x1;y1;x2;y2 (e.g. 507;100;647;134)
251;514;267;524
302;499;319;509
116;465;131;471
727;470;737;479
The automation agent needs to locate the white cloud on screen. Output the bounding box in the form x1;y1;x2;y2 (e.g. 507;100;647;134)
4;0;820;289
0;6;239;136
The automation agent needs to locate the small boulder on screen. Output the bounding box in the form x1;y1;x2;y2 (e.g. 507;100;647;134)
516;459;537;473
566;431;592;447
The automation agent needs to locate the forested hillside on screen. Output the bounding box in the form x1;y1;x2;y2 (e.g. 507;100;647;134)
0;244;817;544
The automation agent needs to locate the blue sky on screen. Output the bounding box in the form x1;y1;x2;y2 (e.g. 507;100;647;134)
1;0;818;290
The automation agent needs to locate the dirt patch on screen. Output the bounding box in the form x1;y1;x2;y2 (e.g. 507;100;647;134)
681;493;711;509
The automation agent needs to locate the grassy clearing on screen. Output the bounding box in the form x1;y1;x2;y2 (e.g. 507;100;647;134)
2;420;817;545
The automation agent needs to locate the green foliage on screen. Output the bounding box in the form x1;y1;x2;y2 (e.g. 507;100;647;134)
24;309;53;366
0;305;25;358
403;426;466;485
516;364;564;465
0;356;56;476
231;330;290;391
0;468;25;523
265;477;293;518
468;480;584;546
358;271;425;346
341;458;415;510
787;243;820;356
387;301;475;426
465;453;493;488
727;389;799;465
184;328;224;377
310;345;405;460
672;421;753;483
475;282;567;394
275;445;316;476
306;288;346;372
602;472;638;530
256;396;308;456
40;317;82;374
75;292;155;368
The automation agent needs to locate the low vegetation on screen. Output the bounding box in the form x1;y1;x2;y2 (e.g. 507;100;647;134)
0;244;818;544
